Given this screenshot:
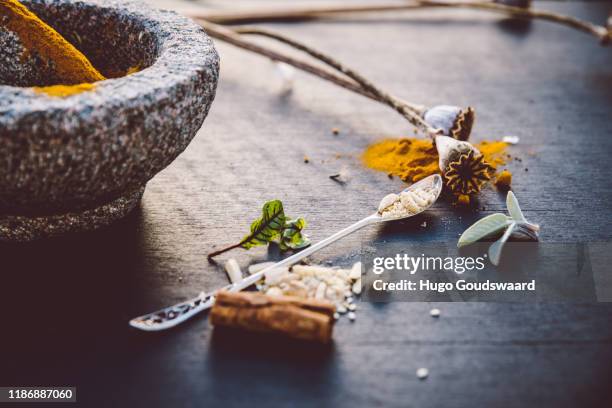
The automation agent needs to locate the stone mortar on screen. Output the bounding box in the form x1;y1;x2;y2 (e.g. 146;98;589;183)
0;0;219;241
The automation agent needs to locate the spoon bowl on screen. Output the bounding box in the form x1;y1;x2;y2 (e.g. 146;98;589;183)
374;174;443;222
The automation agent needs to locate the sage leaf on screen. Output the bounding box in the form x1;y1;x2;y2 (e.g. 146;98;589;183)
280;217;311;251
488;222;516;266
240;200;286;249
506;191;526;222
457;213;511;248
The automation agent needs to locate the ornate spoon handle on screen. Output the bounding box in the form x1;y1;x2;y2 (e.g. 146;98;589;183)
129;286;229;331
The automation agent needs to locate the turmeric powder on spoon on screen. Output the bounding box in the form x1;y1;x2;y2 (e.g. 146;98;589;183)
0;0;105;87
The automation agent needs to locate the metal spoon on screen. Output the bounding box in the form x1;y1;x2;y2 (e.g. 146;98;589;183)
129;174;443;331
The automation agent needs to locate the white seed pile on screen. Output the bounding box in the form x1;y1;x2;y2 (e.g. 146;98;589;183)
259;262;362;317
378;187;437;219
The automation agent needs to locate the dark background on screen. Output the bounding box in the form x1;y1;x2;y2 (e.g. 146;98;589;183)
1;1;612;407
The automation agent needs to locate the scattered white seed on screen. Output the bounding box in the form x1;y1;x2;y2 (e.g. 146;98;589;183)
349;262;362;280
315;282;327;299
430;308;441;318
274;62;295;93
416;368;429;380
264;267;289;285
248;261;276;274
293;265;329;277
502;135;520;145
378;193;399;213
333;312;340;320
348;312;356;321
334;269;349;280
410;190;429;208
421;221;427;228
400;191;420;213
224;259;243;284
352;279;362;295
337;305;347;314
348;304;357;311
266;287;283;297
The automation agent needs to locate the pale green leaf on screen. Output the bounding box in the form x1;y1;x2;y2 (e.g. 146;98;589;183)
506;191;526;222
488;222;516;266
457;213;511;248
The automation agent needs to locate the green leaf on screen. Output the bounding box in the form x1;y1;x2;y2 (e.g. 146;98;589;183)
488;222;516;266
240;200;286;249
457;213;511;248
506;191;526;222
280;217;311;251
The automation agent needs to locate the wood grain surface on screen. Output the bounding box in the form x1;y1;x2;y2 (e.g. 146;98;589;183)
1;1;611;407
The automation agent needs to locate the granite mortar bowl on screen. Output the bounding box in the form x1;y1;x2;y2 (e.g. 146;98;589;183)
0;0;219;242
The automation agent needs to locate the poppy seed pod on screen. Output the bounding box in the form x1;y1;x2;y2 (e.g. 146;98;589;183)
423;105;475;141
435;135;477;171
435;136;494;196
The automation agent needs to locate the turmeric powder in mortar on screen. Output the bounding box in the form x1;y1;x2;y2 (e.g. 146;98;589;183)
0;0;105;92
362;138;508;183
32;83;96;97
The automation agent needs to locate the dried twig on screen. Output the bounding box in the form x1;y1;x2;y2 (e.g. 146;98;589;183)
189;0;610;45
422;0;610;45
200;20;439;135
190;3;433;25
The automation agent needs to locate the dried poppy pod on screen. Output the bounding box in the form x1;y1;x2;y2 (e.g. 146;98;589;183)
435;136;494;196
423;105;475;141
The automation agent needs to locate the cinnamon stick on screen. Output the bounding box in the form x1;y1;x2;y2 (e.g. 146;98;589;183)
210;291;336;343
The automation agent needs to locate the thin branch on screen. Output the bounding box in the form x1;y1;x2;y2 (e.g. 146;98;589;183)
207;242;243;260
190;3;435;25
188;1;610;45
199;20;439;135
421;0;610;45
234;26;426;115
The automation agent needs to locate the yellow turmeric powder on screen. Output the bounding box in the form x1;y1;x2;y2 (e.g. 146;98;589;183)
362;137;508;183
1;0;105;85
33;83;96;97
495;169;512;190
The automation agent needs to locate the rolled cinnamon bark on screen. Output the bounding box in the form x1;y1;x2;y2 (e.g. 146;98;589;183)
210;291;336;343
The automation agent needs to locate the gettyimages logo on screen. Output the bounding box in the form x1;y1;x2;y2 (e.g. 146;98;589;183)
372;253;487;275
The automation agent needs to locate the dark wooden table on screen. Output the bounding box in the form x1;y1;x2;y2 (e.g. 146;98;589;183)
1;1;611;407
